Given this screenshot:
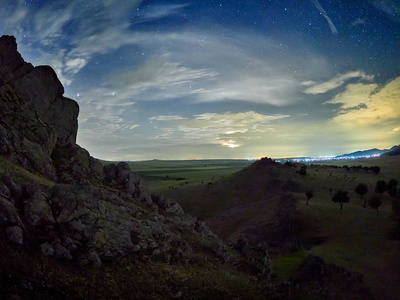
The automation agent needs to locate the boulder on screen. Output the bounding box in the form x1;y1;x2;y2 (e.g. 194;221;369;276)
5;225;23;245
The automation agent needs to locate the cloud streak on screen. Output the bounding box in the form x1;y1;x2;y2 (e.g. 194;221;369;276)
310;0;338;34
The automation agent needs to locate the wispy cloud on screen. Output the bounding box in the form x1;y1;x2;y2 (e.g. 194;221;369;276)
106;59;217;98
0;0;143;85
310;0;338;34
133;3;190;23
369;0;400;23
350;18;366;27
303;71;374;95
149;115;188;121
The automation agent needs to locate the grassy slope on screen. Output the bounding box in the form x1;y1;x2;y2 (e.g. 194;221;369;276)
296;157;400;299
136;156;400;299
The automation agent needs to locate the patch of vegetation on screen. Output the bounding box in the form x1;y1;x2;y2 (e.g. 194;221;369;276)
0;156;55;186
272;250;309;281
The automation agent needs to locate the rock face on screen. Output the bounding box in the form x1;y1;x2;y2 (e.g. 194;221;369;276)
0;35;228;268
0;35;78;180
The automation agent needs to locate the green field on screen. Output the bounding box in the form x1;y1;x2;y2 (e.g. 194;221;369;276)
125;159;253;195
121;156;400;299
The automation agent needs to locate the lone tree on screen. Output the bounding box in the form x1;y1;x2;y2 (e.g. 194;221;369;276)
298;165;307;177
375;180;387;197
371;166;380;175
332;190;349;210
355;183;368;207
305;190;314;205
368;196;382;215
387;179;398;198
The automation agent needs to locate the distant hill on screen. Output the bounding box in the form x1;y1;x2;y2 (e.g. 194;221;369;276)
337;147;391;158
382;144;400;156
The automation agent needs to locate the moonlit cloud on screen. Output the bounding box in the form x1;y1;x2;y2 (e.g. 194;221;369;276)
64;58;88;74
303;71;375;95
325;77;400;126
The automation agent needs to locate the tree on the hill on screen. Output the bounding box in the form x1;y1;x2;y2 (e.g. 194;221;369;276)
355;183;368;207
371;166;380;175
375;180;387;197
305;190;314;205
298;165;307;177
368;196;382;215
387;179;398;198
332;190;349;210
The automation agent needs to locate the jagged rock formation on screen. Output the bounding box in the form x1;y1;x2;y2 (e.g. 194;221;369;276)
0;35;226;268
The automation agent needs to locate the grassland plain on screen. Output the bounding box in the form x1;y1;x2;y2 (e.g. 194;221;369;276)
124;159;253;195
124;156;400;299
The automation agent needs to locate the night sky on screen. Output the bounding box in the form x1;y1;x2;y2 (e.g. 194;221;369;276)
1;0;399;160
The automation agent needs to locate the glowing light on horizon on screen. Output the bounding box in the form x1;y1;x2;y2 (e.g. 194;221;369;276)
222;140;239;148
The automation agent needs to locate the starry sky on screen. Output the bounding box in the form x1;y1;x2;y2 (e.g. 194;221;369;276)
1;0;400;160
